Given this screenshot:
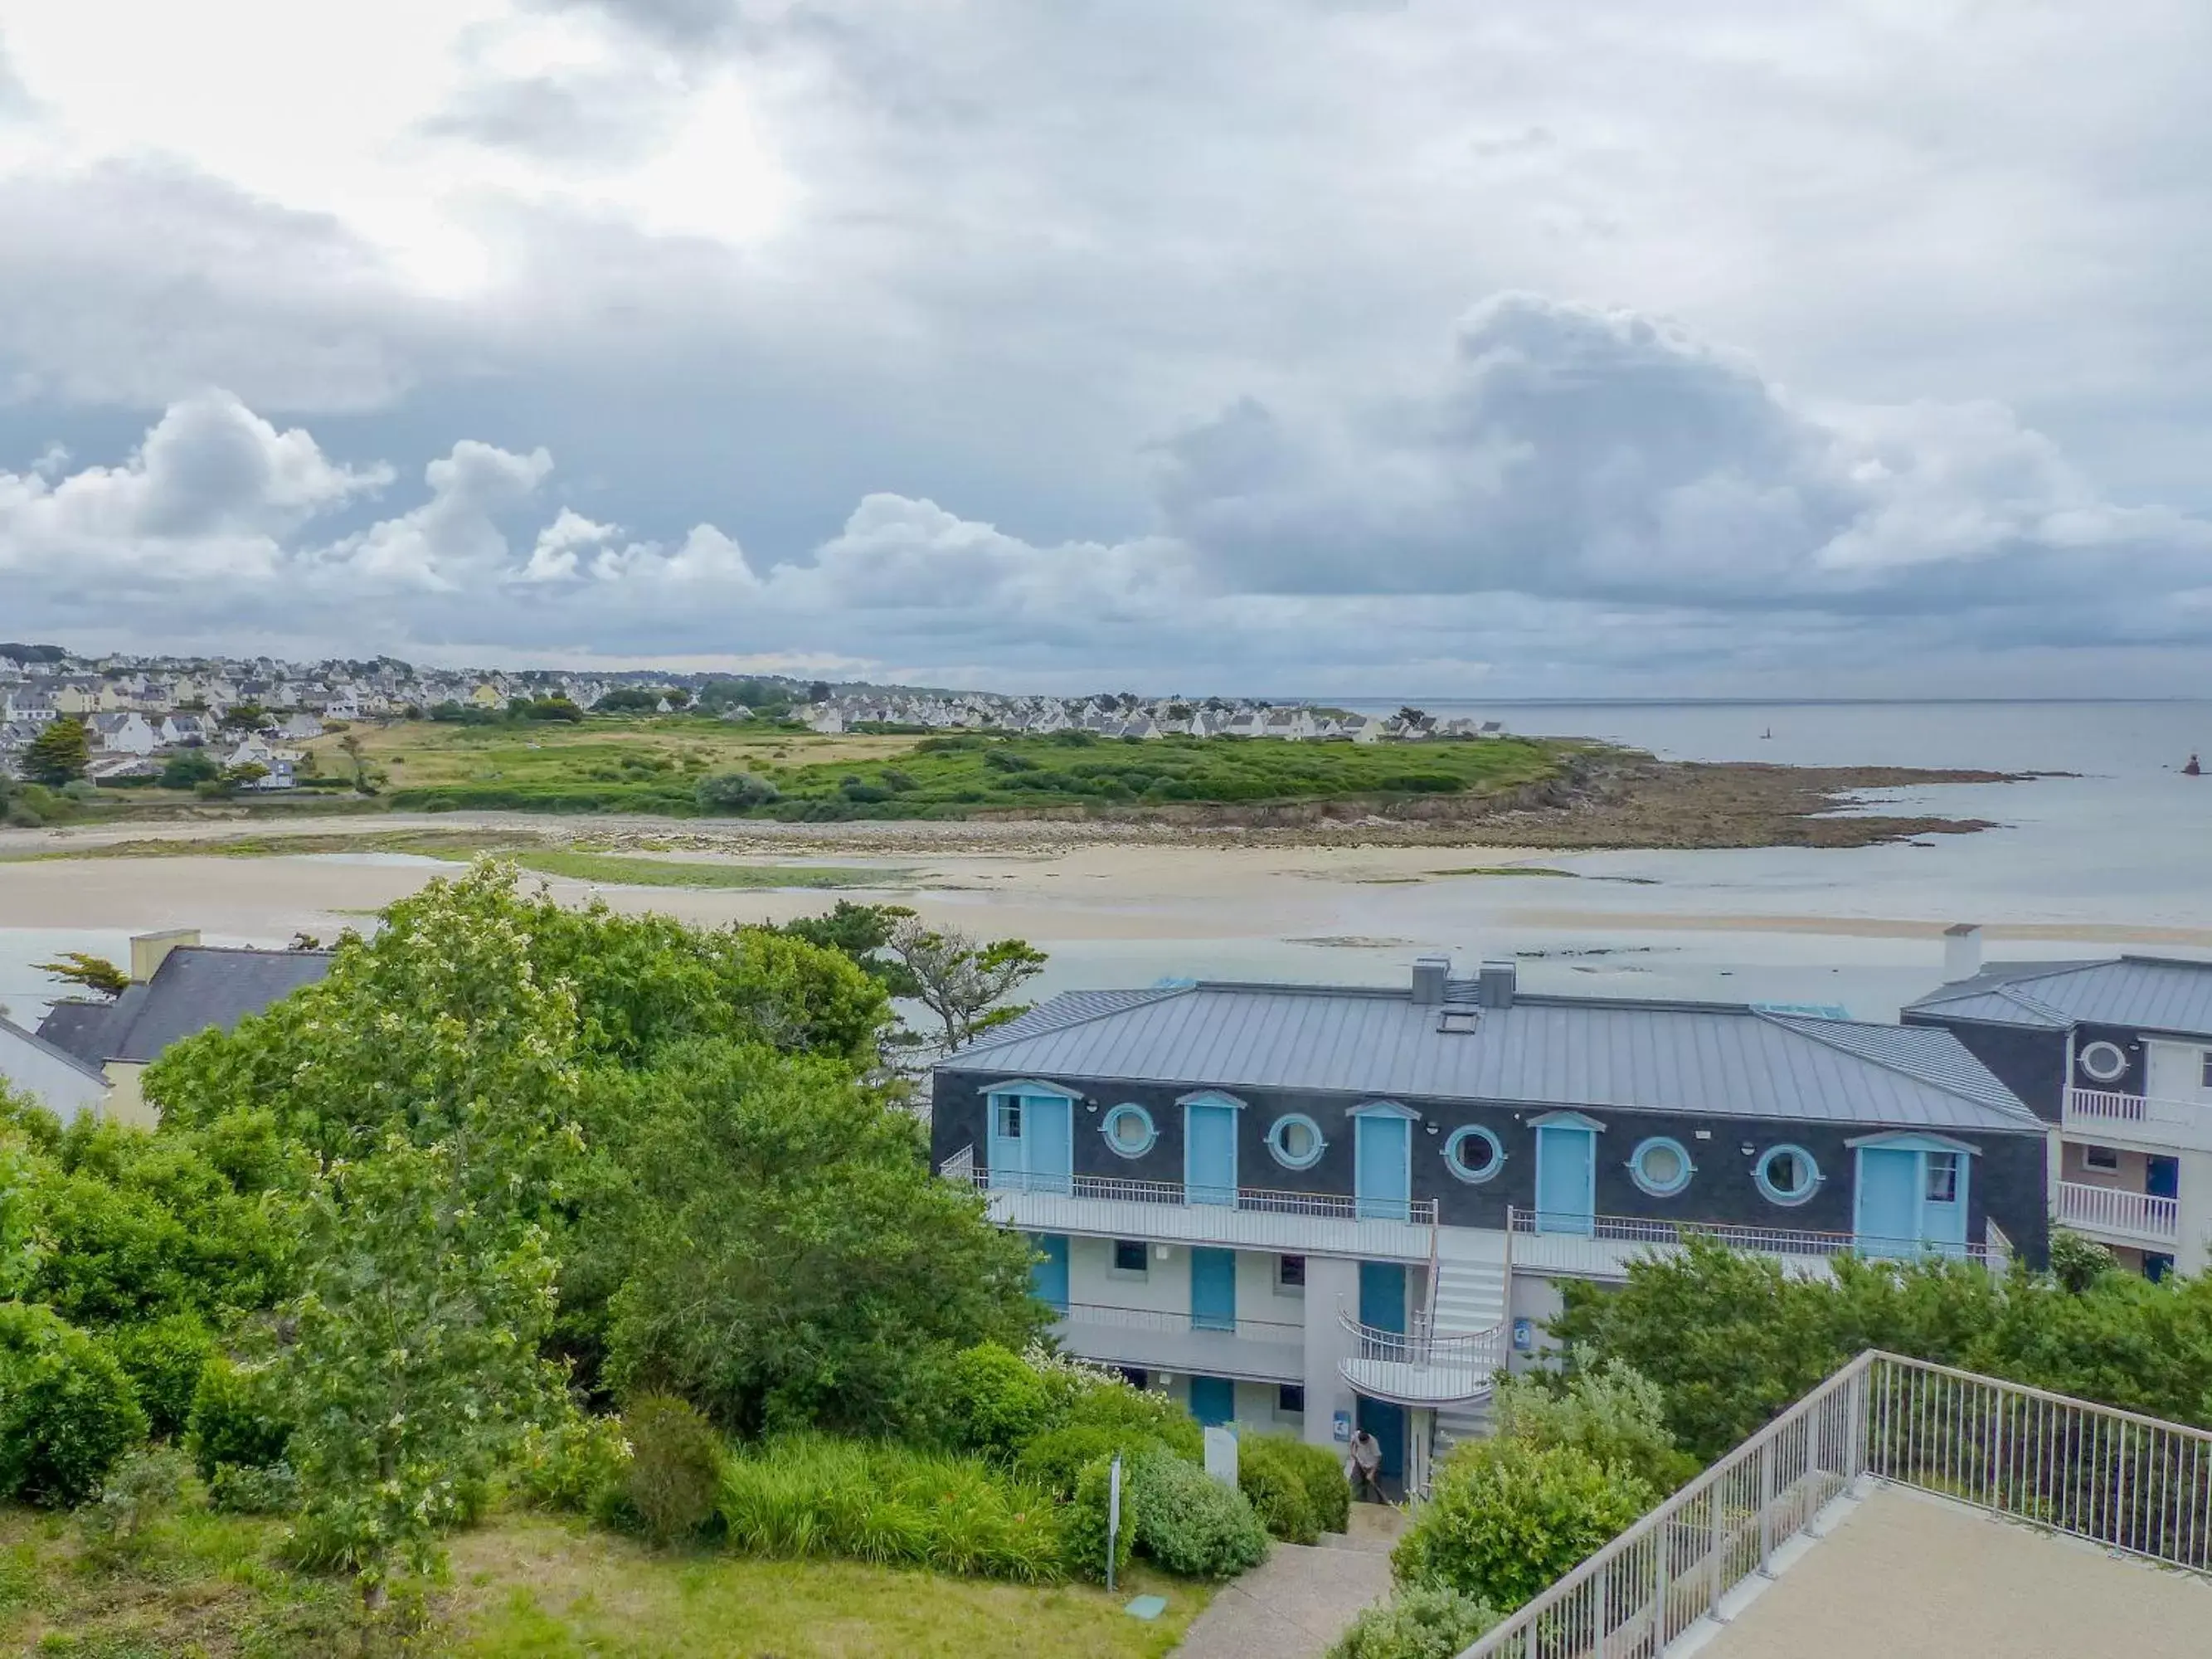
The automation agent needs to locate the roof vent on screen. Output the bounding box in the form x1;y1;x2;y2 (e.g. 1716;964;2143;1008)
1479;960;1517;1010
1943;924;1983;984
1411;956;1450;1006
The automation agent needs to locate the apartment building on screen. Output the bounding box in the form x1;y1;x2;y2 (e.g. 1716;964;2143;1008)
932;958;2049;1495
1905;937;2212;1277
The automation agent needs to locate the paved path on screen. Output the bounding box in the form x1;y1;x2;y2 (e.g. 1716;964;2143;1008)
1173;1505;1402;1659
1694;1485;2212;1659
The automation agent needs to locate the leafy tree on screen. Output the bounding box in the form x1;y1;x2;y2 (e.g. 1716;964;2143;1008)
281;1131;563;1608
592;687;665;714
221;761;270;792
597;1040;1047;1437
520;698;585;722
694;770;779;812
1489;1351;1698;1493
887;917;1047;1055
219;703;268;731
158;750;221;790
807;680;833;703
337;732;369;791
34;951;129;998
0;1302;148;1506
773;902;923;1000
24;718;90;785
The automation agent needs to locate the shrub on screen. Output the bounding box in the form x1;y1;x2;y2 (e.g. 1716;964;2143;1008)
1492;1355;1699;1493
620;1394;725;1545
207;1460;300;1515
515;1411;633;1513
1062;1378;1205;1462
943;1341;1054;1457
1392;1439;1651;1613
107;1312;216;1439
78;1445;189;1553
0;1302;148;1506
1127;1447;1270;1579
1238;1432;1347;1542
186;1354;292;1482
1016;1423;1169;1499
694;771;780;813
1329;1584;1503;1659
2049;1229;2118;1293
719;1435;1066;1582
1064;1453;1135;1584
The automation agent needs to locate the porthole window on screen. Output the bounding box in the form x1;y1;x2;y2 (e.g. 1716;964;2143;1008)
1754;1145;1821;1207
2079;1041;2129;1084
1628;1137;1694;1198
1100;1102;1157;1159
1266;1113;1327;1170
1443;1124;1506;1185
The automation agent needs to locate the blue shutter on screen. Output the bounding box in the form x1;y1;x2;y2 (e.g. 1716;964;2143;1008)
1354;1115;1411;1221
1191;1248;1237;1331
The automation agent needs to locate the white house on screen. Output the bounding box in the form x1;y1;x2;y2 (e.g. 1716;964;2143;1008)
0;1014;111;1122
90;713;158;756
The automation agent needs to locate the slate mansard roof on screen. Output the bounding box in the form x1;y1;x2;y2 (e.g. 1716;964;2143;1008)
1906;956;2212;1039
38;947;333;1067
946;980;2044;1135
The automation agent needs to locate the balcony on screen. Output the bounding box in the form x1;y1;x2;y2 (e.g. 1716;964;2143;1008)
2054;1179;2180;1248
1337;1306;1506;1405
2064;1087;2212;1154
1049;1301;1305;1384
1505;1207;2010;1281
939;1146;1438;1262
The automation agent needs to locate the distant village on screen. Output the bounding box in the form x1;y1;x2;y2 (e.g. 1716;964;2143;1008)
0;643;1505;786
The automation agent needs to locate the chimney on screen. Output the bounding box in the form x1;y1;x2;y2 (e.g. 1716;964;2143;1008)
1479;959;1518;1009
1411;956;1450;1006
129;928;200;984
1942;923;1982;983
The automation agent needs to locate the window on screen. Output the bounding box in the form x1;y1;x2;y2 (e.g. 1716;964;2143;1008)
2083;1145;2121;1173
1111;1239;1149;1274
1266;1113;1327;1171
1101;1102;1157;1158
1443;1124;1505;1185
1277;1384;1305;1416
1628;1136;1695;1198
1118;1366;1149;1390
1924;1151;1960;1204
1276;1253;1306;1290
995;1099;1023;1139
2201;1051;2212;1090
2079;1040;2128;1084
1755;1144;1821;1206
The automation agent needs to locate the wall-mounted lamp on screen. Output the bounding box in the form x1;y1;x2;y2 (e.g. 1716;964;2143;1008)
1739;1142;1757;1157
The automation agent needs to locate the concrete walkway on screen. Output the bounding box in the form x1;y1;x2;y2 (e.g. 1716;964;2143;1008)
1694;1485;2212;1659
1173;1505;1402;1659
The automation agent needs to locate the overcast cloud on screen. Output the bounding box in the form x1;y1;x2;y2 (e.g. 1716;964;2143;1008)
2;1;2210;694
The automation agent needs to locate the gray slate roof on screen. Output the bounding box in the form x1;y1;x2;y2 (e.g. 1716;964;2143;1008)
946;981;2042;1134
36;947;333;1065
0;1012;112;1084
1907;956;2212;1038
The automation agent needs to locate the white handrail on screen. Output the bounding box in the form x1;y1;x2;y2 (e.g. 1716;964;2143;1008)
1456;1350;2212;1657
1337;1302;1508;1405
1507;1206;2010;1269
948;1157;1440;1226
2056;1179;2180;1243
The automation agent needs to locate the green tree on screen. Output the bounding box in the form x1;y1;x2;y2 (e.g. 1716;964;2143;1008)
158;750;220;790
596;1040;1047;1437
774;902;923;999
887;917;1047;1055
33;951;129;998
219;703;267;731
24;718;90;785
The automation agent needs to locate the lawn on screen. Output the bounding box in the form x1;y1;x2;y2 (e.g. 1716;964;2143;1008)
332;714;1568;820
0;1506;1207;1658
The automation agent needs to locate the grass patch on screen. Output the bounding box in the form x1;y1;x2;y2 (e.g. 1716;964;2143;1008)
0;829;541;863
492;851;912;891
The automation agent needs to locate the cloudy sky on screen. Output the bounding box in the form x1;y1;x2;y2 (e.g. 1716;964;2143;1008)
2;1;2210;696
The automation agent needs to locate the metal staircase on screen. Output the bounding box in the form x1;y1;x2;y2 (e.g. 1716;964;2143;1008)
1428;1244;1510;1451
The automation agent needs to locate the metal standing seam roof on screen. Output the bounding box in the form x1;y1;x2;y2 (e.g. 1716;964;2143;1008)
35;948;333;1064
1907;956;2212;1038
945;982;2044;1134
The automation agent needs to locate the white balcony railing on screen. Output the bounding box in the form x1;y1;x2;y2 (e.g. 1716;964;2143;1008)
2064;1086;2212;1153
2055;1179;2180;1245
1505;1207;2010;1278
1055;1300;1304;1341
1456;1350;2212;1658
940;1147;1439;1262
1049;1301;1306;1384
1338;1304;1506;1406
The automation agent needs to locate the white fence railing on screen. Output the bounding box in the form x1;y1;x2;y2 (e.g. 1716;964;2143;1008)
1457;1350;2212;1657
1506;1207;2010;1272
2064;1087;2212;1152
1057;1300;1305;1341
1338;1304;1508;1405
2056;1179;2180;1244
962;1162;1437;1226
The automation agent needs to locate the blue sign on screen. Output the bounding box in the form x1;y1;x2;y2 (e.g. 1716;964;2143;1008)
1332;1410;1352;1443
1512;1317;1534;1353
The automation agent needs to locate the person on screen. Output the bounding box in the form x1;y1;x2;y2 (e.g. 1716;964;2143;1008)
1346;1427;1384;1502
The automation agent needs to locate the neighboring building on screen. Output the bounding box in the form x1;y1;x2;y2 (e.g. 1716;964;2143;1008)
89;712;158;755
1905;929;2212;1278
0;1013;111;1121
932;958;2046;1495
36;930;333;1127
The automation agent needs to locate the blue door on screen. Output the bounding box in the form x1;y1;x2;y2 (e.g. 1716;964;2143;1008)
1031;1234;1069;1313
1359;1261;1406;1334
1355;1114;1412;1221
1191;1248;1237;1331
2149;1155;2180;1199
1186;1101;1239;1207
1190;1375;1235;1427
1356;1395;1406;1484
1855;1147;1921;1257
989;1092;1072;1193
1534;1125;1596;1235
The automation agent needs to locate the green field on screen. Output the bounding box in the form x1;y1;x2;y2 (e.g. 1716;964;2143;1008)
334;717;1566;820
0;1505;1205;1657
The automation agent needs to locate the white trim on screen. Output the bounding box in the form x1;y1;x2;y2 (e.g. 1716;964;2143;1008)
2078;1040;2129;1083
1844;1130;1981;1156
1175;1087;1248;1110
978;1078;1083;1099
1528;1108;1607;1132
1348;1098;1422;1121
